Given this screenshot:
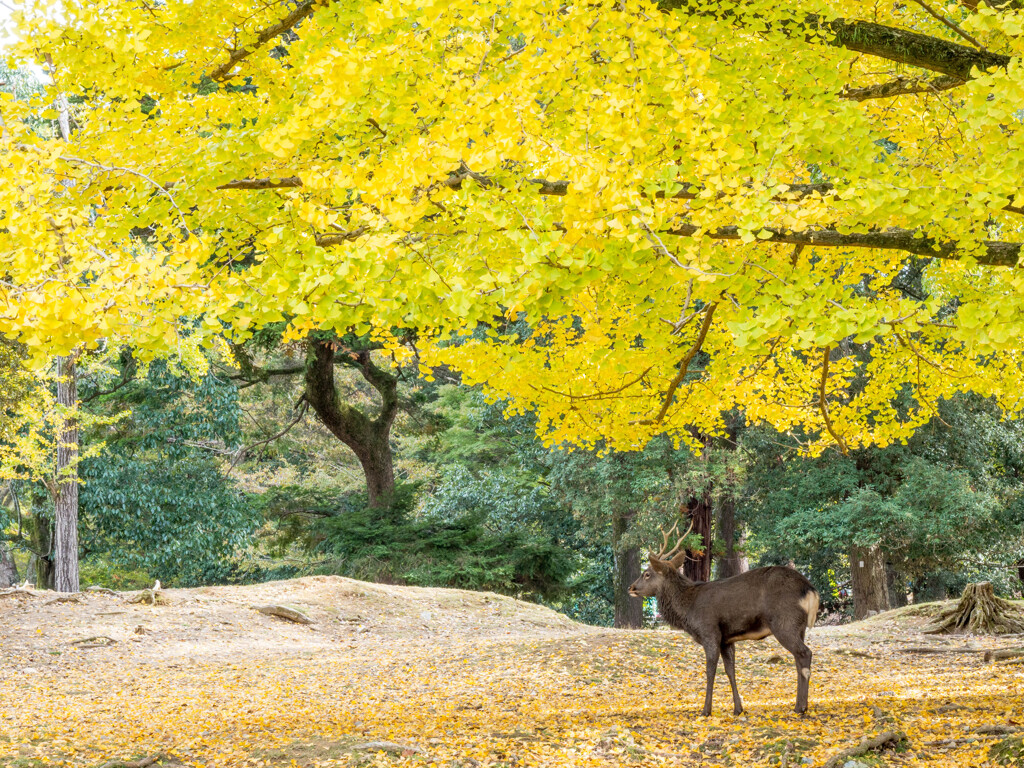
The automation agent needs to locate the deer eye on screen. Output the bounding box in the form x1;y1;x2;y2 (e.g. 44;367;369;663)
643;573;650;579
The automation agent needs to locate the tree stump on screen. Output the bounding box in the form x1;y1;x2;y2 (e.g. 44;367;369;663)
925;582;1024;635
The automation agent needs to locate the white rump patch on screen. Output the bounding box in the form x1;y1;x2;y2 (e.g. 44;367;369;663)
799;591;820;629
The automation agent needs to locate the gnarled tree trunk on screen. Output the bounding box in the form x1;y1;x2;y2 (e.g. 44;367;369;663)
304;338;398;509
850;543;890;619
926;582;1024;635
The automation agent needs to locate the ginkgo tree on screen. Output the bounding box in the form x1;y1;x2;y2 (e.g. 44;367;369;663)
5;0;1024;461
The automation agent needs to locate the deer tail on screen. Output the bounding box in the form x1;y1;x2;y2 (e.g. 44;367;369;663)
799;589;820;629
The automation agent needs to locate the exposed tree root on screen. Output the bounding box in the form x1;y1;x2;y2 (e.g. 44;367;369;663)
127;589;169;606
926;583;1024;635
0;588;36;599
70;635;118;648
45;593;83;605
256;604;315;625
984;647;1024;662
822;731;907;768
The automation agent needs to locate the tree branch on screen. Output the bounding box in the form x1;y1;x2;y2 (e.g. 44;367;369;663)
818;346;848;455
637;303;717;425
663;224;1022;267
842;74;965;102
910;0;988;51
217;176;302;190
208;0;324;82
657;3;1011;81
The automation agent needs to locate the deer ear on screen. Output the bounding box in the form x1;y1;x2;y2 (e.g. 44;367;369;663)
649;555;671;575
668;550;687;569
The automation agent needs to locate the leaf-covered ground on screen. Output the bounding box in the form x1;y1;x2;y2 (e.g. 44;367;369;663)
1;577;1022;767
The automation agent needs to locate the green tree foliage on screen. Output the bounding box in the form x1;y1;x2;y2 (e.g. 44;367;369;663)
78;359;257;586
742;396;1024;604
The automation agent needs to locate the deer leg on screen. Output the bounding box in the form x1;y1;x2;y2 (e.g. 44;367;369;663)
720;641;743;715
701;643;720;716
772;628;812;714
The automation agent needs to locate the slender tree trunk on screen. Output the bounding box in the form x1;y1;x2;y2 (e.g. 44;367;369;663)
715;490;747;579
0;540;18;587
850;543;890;619
53;354;79;593
31;502;54;590
612;508;643;628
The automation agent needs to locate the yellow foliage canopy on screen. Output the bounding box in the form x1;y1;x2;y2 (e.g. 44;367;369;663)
5;0;1024;450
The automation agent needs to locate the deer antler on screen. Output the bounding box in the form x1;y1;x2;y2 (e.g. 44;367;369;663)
656;518;695;561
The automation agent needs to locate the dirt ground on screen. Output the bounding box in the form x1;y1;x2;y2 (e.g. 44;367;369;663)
1;577;1022;767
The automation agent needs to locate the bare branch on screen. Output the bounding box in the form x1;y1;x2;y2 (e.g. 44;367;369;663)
638;303;717;425
909;0;988;51
217;176;302;190
818;346;848;455
842;74;965;101
664;224;1022;268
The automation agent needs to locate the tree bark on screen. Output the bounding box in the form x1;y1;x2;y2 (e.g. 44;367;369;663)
715;490;747;579
886;562;908;608
0;540;18;588
850;543;890;619
53;354;80;593
31;487;54;590
304;338;398;508
683;493;713;582
612;508;643;629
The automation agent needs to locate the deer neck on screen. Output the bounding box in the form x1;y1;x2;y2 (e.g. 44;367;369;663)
656;572;701;633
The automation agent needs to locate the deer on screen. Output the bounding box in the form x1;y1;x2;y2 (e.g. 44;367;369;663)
629;522;819;716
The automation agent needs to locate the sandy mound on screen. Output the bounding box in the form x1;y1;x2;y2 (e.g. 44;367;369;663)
0;575;590;667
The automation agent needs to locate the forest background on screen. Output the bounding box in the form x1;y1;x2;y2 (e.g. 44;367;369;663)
4;326;1024;627
3;0;1024;629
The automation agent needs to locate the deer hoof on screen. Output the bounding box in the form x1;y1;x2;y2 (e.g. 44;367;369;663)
733;706;744;716
700;707;712;717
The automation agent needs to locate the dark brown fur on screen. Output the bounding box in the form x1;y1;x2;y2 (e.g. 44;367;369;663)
630;560;818;715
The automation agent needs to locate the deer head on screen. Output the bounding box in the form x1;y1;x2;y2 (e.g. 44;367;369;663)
628;519;693;598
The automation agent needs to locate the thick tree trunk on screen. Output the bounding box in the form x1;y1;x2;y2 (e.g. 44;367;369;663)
715;491;747;579
53;354;80;593
850;543;890;619
612;508;643;628
683;493;713;582
304;338;399;509
886;562;908;608
0;540;18;587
